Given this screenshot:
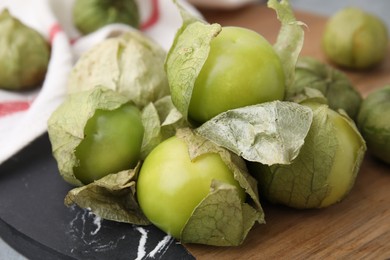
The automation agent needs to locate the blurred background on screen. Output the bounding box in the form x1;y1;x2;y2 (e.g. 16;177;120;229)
290;0;390;33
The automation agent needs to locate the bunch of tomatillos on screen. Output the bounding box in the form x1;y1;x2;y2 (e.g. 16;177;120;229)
44;0;390;247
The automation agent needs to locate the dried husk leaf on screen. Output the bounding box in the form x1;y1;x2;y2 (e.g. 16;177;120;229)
67;30;169;108
140;96;187;159
181;180;260;246
196;101;313;165
176;128;264;246
65;166;150;225
165;15;221;122
267;0;305;88
141;96;187;159
254;104;366;208
288;56;362;119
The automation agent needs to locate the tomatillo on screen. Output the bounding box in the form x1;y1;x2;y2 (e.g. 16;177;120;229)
322;7;388;69
73;0;140;34
0;9;50;90
357;85;390;164
251;102;366;208
136;135;246;239
74;102;144;184
188;26;285;124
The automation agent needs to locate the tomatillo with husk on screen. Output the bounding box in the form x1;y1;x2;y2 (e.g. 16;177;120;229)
322;7;388;70
73;102;144;184
48;87;144;186
187;26;286;124
357;85;390;164
67;31;169;108
136;128;264;246
0;9;50;90
288;56;362;119
250;101;366;209
73;0;140;34
165;0;305;126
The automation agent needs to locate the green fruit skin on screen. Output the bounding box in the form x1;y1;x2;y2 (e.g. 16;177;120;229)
357;85;390;164
74;102;144;184
188;26;285;124
136;136;245;239
322;7;388;69
0;9;50;90
73;0;140;35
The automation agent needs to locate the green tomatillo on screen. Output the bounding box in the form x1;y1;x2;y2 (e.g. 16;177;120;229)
73;0;140;35
136;128;264;246
67;31;169;108
74;102;144;184
0;9;50;90
166;0;305;125
288;56;362;119
357;85;390;164
322;7;388;70
250;101;366;209
187;26;286;124
48;87;144;186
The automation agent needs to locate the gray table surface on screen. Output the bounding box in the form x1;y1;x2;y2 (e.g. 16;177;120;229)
1;0;390;259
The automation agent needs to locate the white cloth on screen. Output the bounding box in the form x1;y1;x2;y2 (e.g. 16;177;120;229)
0;0;253;165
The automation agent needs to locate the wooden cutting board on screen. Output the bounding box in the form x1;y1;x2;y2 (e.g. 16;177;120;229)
185;4;390;259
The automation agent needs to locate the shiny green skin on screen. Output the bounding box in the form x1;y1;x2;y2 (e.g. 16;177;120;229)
357;85;390;164
136;136;245;239
188;26;285;124
322;7;388;69
74;103;144;184
73;0;140;35
0;9;50;90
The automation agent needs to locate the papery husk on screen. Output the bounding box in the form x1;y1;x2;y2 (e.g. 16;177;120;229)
67;30;169;108
288;56;362;119
252;102;366;209
176;128;264;246
48;87;133;186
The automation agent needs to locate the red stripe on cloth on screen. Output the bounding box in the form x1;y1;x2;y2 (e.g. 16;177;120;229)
140;0;160;30
49;23;63;44
0;101;31;117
